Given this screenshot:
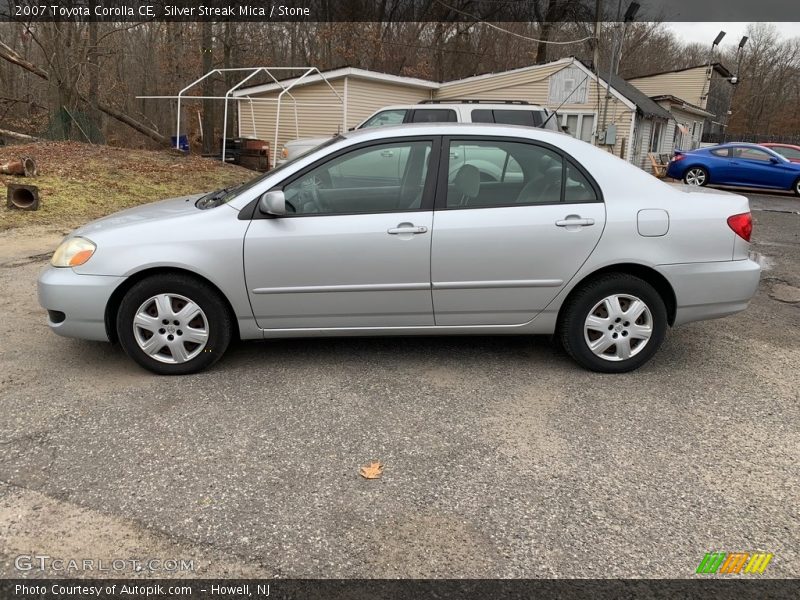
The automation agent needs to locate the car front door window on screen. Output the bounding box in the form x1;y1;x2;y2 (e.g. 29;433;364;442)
360;109;408;129
283;141;432;215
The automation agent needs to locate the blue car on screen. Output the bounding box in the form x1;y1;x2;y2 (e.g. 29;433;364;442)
666;143;800;196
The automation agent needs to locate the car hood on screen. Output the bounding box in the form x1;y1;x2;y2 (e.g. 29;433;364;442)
73;194;205;237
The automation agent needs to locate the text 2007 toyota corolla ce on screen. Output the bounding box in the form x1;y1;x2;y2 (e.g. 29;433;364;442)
38;124;761;375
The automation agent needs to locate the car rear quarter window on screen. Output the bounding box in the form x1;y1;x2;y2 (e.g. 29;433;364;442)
492;110;536;127
710;148;729;157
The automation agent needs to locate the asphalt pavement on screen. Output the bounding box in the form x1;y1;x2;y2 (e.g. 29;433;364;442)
0;192;797;579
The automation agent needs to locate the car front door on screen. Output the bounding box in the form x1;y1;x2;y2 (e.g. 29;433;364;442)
733;146;796;188
243;138;438;330
431;137;605;326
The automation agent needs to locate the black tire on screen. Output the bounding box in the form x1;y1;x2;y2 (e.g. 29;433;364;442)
558;273;668;374
683;166;709;187
793;177;800;197
116;274;232;375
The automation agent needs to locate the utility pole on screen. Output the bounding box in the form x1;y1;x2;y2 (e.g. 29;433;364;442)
592;0;602;74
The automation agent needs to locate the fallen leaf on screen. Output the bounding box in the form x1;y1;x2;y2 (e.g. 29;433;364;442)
359;461;384;479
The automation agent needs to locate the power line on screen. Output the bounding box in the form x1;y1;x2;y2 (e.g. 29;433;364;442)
434;0;596;45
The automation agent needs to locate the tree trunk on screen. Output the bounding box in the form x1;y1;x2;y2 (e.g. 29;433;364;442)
0;39;168;145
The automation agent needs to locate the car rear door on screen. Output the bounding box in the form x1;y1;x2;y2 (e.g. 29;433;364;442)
243;137;439;330
430;136;605;326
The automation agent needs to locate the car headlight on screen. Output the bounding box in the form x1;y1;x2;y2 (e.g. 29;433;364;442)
51;237;96;267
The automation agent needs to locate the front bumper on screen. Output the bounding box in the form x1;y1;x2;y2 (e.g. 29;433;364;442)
37;266;125;341
659;258;761;326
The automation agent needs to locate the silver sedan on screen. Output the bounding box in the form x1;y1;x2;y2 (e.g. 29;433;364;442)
38;124;761;374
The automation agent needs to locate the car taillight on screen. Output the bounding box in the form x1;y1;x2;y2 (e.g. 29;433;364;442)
727;212;752;242
671;154;686;162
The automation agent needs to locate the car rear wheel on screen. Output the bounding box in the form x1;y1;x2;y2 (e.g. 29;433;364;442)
794;177;800;197
684;167;708;186
558;273;667;373
116;274;232;375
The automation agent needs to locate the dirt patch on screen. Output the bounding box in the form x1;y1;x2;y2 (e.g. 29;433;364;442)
770;282;800;303
0;141;255;231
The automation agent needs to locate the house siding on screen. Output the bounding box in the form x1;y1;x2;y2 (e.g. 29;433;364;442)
629;67;709;108
237;79;346;151
437;62;636;160
237;77;433;152
346;78;432;127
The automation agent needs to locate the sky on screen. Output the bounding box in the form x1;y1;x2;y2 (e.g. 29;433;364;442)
666;22;800;47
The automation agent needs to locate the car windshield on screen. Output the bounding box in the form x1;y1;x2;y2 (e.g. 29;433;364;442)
197;135;344;208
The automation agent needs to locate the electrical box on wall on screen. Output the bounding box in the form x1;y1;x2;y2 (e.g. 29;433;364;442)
600;124;617;145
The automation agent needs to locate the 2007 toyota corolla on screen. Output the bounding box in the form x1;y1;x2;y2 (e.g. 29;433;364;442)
38;124;761;375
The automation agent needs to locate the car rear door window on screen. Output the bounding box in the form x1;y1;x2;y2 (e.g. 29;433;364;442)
410;109;457;123
445;140;566;208
470;109;494;123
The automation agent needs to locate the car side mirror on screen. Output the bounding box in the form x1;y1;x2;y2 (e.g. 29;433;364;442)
258;190;287;216
769;157;780;164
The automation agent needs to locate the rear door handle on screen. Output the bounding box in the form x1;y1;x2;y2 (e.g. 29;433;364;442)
555;217;595;227
388;224;428;234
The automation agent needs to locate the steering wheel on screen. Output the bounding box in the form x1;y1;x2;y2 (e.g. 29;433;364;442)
297;174;330;213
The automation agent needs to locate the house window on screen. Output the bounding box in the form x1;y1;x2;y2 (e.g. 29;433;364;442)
560;113;595;143
649;121;663;152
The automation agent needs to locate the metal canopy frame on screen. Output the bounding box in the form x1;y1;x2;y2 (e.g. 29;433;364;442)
137;67;344;164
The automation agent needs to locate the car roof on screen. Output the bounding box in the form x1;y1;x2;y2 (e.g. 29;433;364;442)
371;103;548;111
761;142;800;149
341;122;568;142
717;142;774;149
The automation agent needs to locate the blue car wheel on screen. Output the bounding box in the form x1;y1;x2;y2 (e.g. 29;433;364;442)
684;166;708;186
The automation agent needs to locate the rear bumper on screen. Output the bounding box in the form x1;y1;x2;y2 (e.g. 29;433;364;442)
37;266;125;341
659;258;761;326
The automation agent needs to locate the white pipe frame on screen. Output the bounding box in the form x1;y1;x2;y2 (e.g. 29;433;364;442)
138;67;344;164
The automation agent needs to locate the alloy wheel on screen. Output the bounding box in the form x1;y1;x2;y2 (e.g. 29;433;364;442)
583;294;653;362
685;168;706;186
132;293;209;364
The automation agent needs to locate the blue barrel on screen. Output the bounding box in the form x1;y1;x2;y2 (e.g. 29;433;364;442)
170;135;189;153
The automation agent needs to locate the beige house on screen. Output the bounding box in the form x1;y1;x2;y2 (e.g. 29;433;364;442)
628;63;734;142
233;58;675;167
234;68;437;150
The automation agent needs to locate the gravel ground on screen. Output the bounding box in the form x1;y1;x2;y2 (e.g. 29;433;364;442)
0;193;798;579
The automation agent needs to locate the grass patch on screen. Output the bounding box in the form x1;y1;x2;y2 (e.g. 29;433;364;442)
1;142;256;231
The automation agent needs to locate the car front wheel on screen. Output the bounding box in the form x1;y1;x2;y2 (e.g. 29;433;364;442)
559;273;667;373
116;274;232;375
683;166;708;186
794;177;800;197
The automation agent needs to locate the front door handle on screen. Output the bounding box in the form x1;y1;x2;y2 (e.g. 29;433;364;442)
388;224;428;235
555;216;595;227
